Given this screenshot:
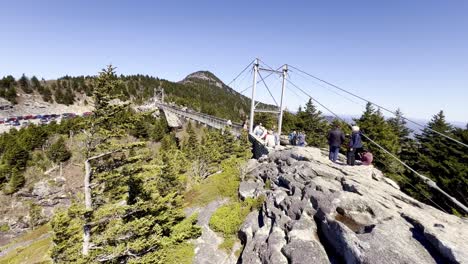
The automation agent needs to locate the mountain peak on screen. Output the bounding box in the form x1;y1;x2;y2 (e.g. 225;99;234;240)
181;71;225;88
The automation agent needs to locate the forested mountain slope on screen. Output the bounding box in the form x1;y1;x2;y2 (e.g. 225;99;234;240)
0;71;265;122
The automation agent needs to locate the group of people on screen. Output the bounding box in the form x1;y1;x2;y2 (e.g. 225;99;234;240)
253;123;279;147
288;131;307;147
327;124;373;166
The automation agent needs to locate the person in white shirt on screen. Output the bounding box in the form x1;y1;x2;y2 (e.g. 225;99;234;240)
265;130;276;147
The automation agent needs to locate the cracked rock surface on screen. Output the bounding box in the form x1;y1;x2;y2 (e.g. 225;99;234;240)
238;147;468;264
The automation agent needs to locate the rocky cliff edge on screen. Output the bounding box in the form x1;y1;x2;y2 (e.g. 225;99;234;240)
238;147;468;264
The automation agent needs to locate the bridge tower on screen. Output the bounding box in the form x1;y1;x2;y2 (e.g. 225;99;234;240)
153;86;165;104
249;58;288;137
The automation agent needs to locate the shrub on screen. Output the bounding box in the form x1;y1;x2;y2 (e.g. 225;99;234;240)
46;137;71;163
0;223;9;232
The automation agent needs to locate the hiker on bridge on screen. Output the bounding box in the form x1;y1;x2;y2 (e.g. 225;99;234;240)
347;125;363;166
327;124;345;162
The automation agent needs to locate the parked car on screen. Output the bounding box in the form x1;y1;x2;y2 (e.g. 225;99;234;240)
82;112;92;117
0;120;3;124
7;117;17;122
40;118;49;124
62;113;77;119
24;115;34;120
12;120;20;126
35;115;42;119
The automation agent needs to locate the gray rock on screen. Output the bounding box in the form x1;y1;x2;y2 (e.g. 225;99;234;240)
236;146;468;264
239;181;264;200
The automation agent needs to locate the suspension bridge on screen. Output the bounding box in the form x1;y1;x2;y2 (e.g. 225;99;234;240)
147;58;467;215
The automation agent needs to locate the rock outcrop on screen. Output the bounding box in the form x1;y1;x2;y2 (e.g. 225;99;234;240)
238;147;468;264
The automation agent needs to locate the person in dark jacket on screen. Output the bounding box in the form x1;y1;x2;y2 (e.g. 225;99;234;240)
347;125;363;166
327;124;345;162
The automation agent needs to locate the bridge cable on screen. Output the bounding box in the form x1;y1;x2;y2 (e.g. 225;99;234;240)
236;68;253;95
258;71;279;106
288;65;468;148
289;69;365;107
287;78;468;214
227;59;255;87
237;65;283;96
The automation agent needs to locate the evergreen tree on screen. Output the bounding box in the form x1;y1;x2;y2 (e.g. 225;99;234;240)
411;111;467;213
183;122;199;158
31;76;41;90
296;98;329;147
387;108;411;142
3;168;25;195
355;103;403;177
18;74;32;93
47;137;72;163
51;65;200;262
387;108;417;163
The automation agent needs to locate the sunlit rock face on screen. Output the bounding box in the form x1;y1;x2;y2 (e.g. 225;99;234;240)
238;147;468;264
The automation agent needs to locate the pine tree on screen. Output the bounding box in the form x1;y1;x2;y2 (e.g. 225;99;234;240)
3;168;25;195
355;103;403;177
387;108;417;164
18;74;32;93
183;122;199;158
412;111;467;213
47;137;72;163
51;66;200;262
31;76;41;90
296;98;329;147
387;109;411;142
80;65;142;257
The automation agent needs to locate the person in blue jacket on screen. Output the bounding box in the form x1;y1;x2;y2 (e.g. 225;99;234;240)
347;125;363;166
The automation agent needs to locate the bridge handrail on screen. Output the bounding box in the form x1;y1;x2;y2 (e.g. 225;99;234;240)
155;102;243;130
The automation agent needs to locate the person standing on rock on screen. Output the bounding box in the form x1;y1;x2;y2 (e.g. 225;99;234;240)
289;130;297;145
297;131;306;147
327;124;345;162
347;125;363;166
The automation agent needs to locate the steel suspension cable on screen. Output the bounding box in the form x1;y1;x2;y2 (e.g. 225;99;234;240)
237;65;283;95
236;68;252;94
227;59;255;87
287;78;468;214
288;65;468;148
258;71;279;106
289;69;365;107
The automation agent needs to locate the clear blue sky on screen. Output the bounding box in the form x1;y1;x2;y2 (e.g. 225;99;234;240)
1;0;467;122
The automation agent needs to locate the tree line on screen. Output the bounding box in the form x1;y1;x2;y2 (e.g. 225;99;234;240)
0;72;258;122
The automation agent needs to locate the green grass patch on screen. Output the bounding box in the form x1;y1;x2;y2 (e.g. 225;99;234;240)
0;224;9;232
185;158;244;207
160;242;195;264
0;224;50;252
209;196;264;251
14;224;50;244
0;236;52;264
